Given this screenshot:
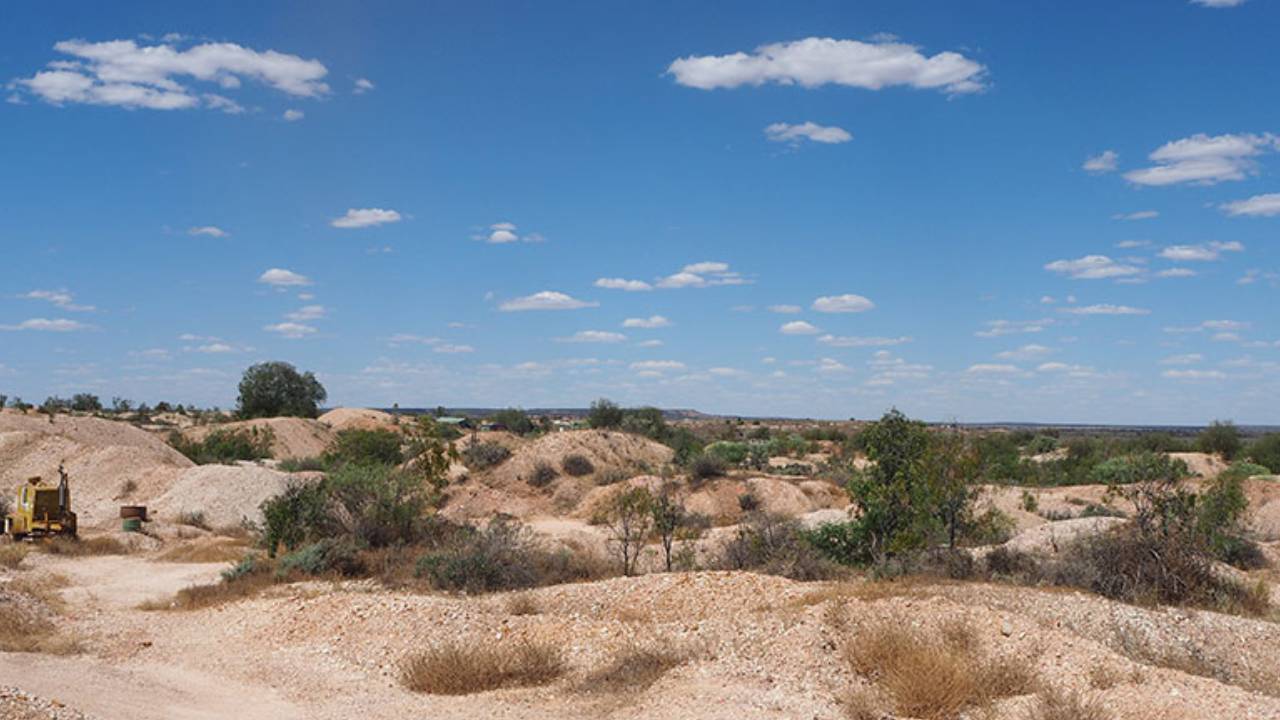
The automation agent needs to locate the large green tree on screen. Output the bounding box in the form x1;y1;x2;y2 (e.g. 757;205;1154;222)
236;361;327;419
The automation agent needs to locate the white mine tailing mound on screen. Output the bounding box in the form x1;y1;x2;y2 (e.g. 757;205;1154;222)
0;412;193;526
151;464;300;529
317;407;398;433
179;417;336;460
486;429;675;487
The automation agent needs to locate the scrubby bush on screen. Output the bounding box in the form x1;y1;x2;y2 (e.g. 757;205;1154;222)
1025;434;1059;455
169;426;274;464
463;441;511;469
1198;420;1242;460
587;398;624;429
236;361;327;419
687;452;726;482
529;461;558;487
595;467;631;486
415;515;608;592
276;538;366;577
706;441;750;466
1246;433;1280;473
561;453;595;477
490;408;536;435
324;428;404;467
399;640;565;695
719;514;840;581
1221;462;1272;482
277;456;326;472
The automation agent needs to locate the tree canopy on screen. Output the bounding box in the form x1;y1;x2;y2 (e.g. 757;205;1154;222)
236;361;327;419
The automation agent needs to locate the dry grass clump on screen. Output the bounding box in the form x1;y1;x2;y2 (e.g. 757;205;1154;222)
0;543;29;569
1029;686;1110;720
39;535;130;556
504;591;540;616
576;640;690;695
0;576;80;655
843;618;1038;719
399;640;566;695
154;538;250;564
139;555;276;611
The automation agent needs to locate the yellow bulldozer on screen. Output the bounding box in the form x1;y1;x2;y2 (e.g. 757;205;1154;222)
4;464;77;540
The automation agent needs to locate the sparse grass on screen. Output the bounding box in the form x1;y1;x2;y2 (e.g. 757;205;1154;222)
139;555;278;611
277;455;326;473
562;453;595;477
177;510;211;530
504;592;541;616
843;619;1039;719
1029;686;1110;720
0;543;29;569
575;641;689;695
154;538;251;564
1087;663;1122;690
0;575;80;655
40;535;130;556
399;640;566;695
529;461;558;488
841;685;890;720
463;441;512;470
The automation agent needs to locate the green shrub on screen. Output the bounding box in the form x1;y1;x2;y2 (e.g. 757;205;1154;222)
278;456;326;472
706;441;749;465
463;442;511;470
1025;435;1058;455
1198;420;1242;460
737;492;760;512
687;452;726;481
236;361;327;419
529;461;558;487
169;426;274;464
1248;433;1280;473
1222;462;1272;481
277;538;365;577
325;429;404;467
260;480;329;556
561;453;594;477
718;514;840;581
415;516;607;593
587;398;624;429
491;408;536;435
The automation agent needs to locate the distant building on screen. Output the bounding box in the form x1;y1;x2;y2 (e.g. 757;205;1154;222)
436;416;473;429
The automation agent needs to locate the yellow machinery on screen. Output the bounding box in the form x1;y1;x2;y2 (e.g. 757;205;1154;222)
4;464;77;539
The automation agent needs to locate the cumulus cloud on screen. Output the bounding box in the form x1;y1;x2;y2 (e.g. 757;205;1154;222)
263;322;316;339
1191;0;1246;7
594;278;653;292
1158;241;1244;262
188;225;228;237
780;320;821;335
1163;369;1226;380
996;344;1052;360
285;305;326;321
1157;268;1198;278
812;293;874;313
258;268;311;286
630;360;685;372
498;291;598;311
976;318;1054;338
558;330;626;343
331;208;402;229
476;221;543;244
1083;150;1118;173
622;315;670;329
1161;353;1203;365
388;334;441;346
637;339;664;348
967;363;1022;374
1221;193;1280;217
1061;304;1151;316
1044;255;1142;280
0;318;91;332
768;304;802;314
433;343;474;354
22;289;94;312
1124;133;1279;186
353;77;375;94
817;334;911;347
654;261;748;289
764;121;851;145
668;36;988;95
816;358;852;373
11;38;328;111
282;108;304;121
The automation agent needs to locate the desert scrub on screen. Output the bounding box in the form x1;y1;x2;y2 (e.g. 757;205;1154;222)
169;426;274;464
177;510;211;530
323;428;404;467
0;543;29;569
562;453;595;476
529;461;558;487
463;441;511;470
1029;686;1110;720
575;640;690;695
399;640;565;695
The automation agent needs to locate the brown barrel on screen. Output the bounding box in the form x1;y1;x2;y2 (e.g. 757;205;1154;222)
119;505;148;521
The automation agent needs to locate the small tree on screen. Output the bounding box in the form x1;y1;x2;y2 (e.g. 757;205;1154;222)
491;408;535;435
587;398;624;429
236;361;327;419
1247;433;1280;474
606;486;653;576
0;394;7;410
843;409;936;566
1198;420;1242;461
650;486;686;572
325;428;404;467
70;393;102;412
110;396;133;413
925;428;981;549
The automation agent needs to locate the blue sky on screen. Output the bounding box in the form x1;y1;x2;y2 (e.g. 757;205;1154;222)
2;0;1278;424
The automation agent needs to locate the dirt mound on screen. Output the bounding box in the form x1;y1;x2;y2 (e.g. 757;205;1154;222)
0;413;193;526
179;417;336;460
1170;452;1228;479
1001;516;1128;555
488;430;672;485
317;407;398;433
149;464;300;528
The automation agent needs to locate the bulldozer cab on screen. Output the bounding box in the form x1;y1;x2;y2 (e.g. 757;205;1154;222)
5;465;77;539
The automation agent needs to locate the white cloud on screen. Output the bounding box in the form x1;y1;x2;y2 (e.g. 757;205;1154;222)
331;208;401;229
285;304;326;321
780;320;821;335
1163;369;1227;380
1083;150;1118;173
1191;0;1246;7
1221;193;1280;217
1115;240;1151;249
12;38;328;111
559;330;626;343
1156;268;1198;278
282;108;304;121
622;315;671;329
1161;353;1203;365
976;318;1054;338
0;318;90;332
708;367;747;377
594;278;653;292
263;322;316;339
195;342;237;354
816;358;851;373
818;334;911;347
668;36;988;95
474;222;543;244
636;339;664;348
499;291;598;312
1159;241;1244;262
353;77;375;94
682;262;729;274
996;344;1052;360
764;121;851;145
655;261;748;288
188;225;228;237
656;271;707;289
22;289;94;312
1112;210;1158;221
1124;133;1279;186
1062;304;1151;316
630;360;685;372
258;268;311;286
768;304;802;314
433;343;474;354
967;363;1022;374
1044;255;1142;280
812;293;875;313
